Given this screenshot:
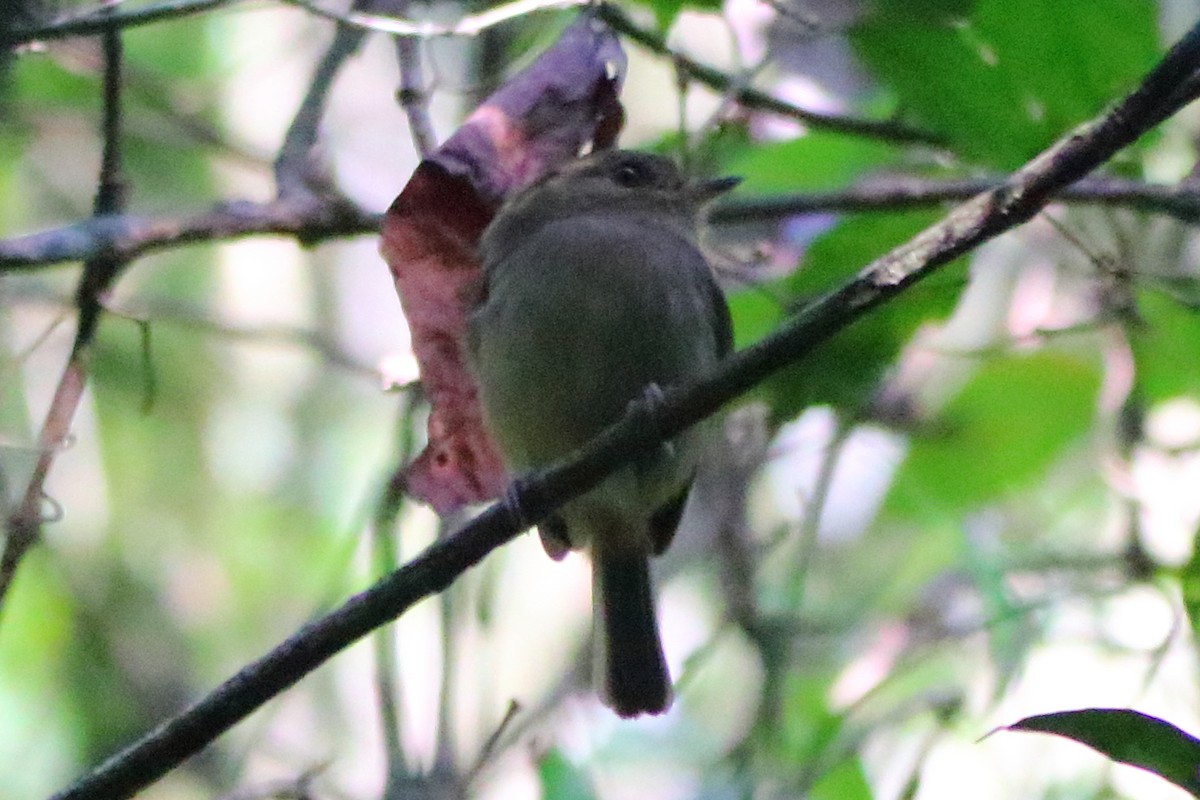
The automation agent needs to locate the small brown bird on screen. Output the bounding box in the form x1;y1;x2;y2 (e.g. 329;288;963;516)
466;150;735;717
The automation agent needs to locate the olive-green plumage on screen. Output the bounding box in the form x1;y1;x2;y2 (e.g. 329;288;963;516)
467;150;733;717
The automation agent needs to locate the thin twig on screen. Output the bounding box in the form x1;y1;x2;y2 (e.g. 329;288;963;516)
463;699;521;786
46;17;1200;800
0;286;385;380
275;0;373;198
433;516;459;777
687;56;771;153
134;310;381;381
789;415;850;608
388;0;437;157
595;2;944;146
281;0;586;38
372;399;420;792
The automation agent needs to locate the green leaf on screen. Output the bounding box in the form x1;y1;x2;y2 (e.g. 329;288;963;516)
728;286;786;352
12;54;96;106
1003;709;1200;797
886;352;1101;518
127;14;219;79
871;0;972;20
537;749;597;800
629;0;722;31
1181;533;1200;641
1131;289;1200;403
724;133;900;195
852;0;1159;168
809;758;874;800
729;210;963;421
780;674;845;763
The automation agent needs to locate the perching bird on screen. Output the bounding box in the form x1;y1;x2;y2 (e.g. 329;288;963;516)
466;149;735;717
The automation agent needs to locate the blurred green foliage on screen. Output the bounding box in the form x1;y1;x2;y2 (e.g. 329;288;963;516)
851;0;1160;168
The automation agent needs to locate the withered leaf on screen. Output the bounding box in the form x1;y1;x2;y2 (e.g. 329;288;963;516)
381;14;626;514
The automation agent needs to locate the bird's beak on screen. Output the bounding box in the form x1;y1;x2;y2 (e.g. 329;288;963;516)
690;175;742;203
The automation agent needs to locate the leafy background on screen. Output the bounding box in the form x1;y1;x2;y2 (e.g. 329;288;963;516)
4;0;1200;798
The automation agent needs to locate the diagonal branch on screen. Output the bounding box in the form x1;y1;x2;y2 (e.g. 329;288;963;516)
46;14;1200;800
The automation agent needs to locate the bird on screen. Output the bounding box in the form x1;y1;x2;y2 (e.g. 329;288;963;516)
466;149;735;717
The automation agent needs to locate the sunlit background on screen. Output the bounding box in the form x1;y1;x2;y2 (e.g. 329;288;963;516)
4;1;1200;798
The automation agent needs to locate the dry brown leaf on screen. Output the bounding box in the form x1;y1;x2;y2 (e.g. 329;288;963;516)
381;14;626;514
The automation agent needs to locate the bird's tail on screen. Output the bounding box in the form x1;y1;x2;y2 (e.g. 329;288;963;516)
591;535;672;717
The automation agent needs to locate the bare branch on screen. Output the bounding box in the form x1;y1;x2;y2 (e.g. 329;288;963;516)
9;173;1200;275
2;0;232;46
0;195;380;271
275;0;374;198
46;15;1200;800
710;174;1200;225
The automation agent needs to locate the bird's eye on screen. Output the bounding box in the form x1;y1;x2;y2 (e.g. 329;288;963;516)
613;162;648;187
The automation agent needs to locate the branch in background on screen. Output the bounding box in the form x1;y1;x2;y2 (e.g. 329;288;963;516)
2;0;384;608
711;174;1200;225
0;195;380;271
275;0;374;198
48;16;1200;800
371;400;420;794
0;21;128;612
1;0;231;46
1;0;582;47
282;0;586;38
8;172;1200;275
388;0;437;157
594;2;944;147
2;0;937;150
109;297;384;381
76;21;129;342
